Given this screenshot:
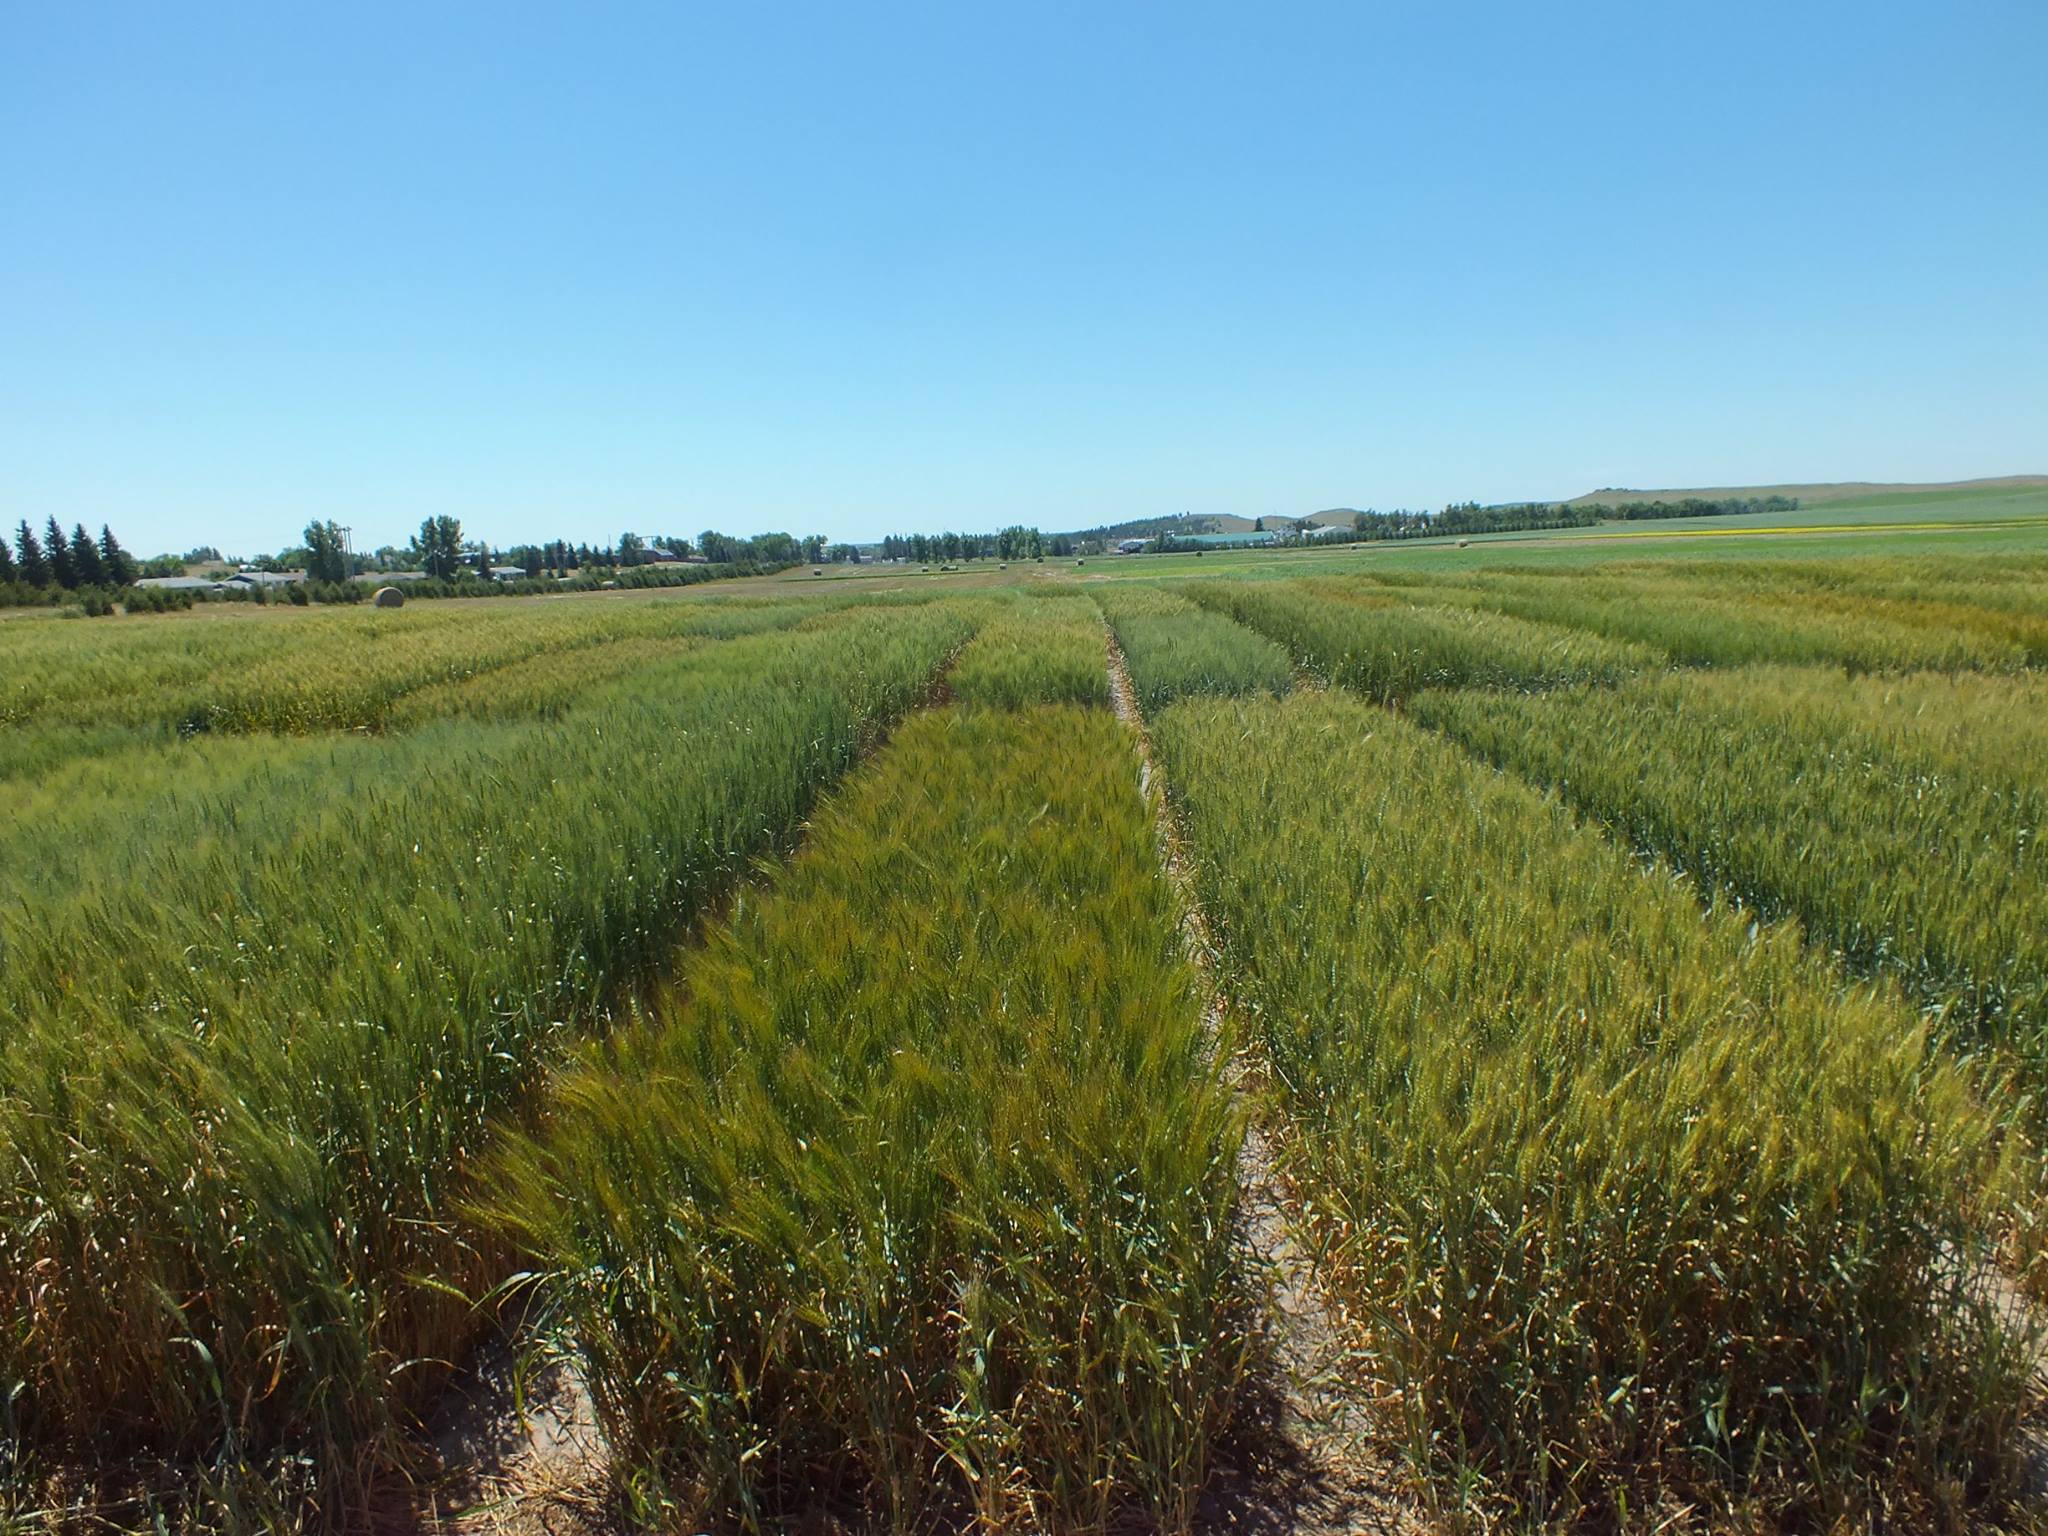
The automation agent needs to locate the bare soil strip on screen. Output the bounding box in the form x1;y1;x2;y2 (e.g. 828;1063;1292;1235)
415;1339;609;1536
1104;630;1423;1536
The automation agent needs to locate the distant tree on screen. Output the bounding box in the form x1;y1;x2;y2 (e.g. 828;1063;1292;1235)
0;535;14;584
98;526;140;585
697;529;738;563
183;545;223;564
44;517;76;588
16;523;50;587
474;542;493;578
139;552;186;578
412;515;464;580
617;531;646;566
304;520;350;583
69;524;105;587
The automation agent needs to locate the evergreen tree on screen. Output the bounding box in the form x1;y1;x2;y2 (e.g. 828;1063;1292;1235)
45;516;76;588
16;522;51;587
70;524;105;587
0;535;14;584
98;525;140;585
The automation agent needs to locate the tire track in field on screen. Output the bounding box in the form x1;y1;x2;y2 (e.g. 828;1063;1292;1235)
1104;627;1422;1536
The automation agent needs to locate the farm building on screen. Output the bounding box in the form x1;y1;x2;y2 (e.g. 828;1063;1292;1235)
133;576;217;591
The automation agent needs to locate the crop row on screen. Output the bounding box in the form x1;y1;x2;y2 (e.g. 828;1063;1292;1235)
1412;665;2048;1098
1091;584;1294;710
0;591;835;752
1151;689;2027;1523
1183;578;1651;700
0;603;974;1507
946;592;1110;709
1341;558;2046;673
484;703;1244;1530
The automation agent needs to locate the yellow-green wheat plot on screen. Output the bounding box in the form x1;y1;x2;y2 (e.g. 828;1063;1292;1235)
1091;583;1294;709
1412;667;2048;1061
1340;558;2041;673
5;547;2048;1531
0;591;828;760
0;600;972;1509
1183;577;1654;700
945;591;1111;709
1153;689;2028;1524
483;704;1245;1531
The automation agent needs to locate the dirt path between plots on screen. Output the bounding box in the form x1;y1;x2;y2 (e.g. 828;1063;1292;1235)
1103;633;1423;1536
412;1338;608;1536
419;640;1421;1535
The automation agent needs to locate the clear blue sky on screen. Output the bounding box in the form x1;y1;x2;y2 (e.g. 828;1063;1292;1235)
3;1;2043;555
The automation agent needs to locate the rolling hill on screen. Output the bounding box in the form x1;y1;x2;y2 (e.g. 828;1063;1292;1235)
1566;475;2048;508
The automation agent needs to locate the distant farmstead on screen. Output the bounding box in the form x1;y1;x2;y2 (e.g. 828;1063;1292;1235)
133;576;216;591
227;569;305;590
136;569;308;595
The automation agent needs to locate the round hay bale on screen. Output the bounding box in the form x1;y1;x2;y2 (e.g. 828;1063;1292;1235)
372;585;406;608
1456;539;1470;548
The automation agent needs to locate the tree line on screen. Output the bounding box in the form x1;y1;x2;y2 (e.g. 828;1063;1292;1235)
1;510;816;613
294;519;830;582
1236;495;1804;549
275;518;814;602
4;492;1810;612
3;518;143;607
1581;495;1799;520
876;527;1077;562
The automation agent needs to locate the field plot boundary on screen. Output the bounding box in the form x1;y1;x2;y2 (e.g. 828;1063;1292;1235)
1104;626;1424;1535
0;603;982;1528
410;613;1004;1532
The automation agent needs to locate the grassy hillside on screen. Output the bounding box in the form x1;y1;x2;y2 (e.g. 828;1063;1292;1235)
1567;474;2048;508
